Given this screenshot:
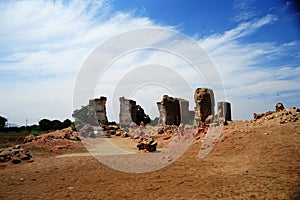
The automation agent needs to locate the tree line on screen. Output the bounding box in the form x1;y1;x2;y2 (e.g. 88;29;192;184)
0;117;72;133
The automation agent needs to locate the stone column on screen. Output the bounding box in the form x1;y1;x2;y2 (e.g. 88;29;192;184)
178;98;189;125
161;95;181;126
94;97;108;126
88;96;108;126
119;97;134;128
193;88;215;126
157;102;166;126
217;101;232;121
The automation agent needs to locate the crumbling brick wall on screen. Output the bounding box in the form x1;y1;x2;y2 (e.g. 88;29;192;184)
194;88;215;126
178;98;189;125
119;97;150;127
157;102;167;126
87;96;108;126
217;101;232;121
161;95;181;126
119;97;135;128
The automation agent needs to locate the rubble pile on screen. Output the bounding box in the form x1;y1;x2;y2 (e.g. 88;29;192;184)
0;145;33;167
158;125;179;135
111;123;162;139
76;124;95;138
137;138;157;152
103;125;119;136
253;103;300;124
24;127;80;143
119;97;151;127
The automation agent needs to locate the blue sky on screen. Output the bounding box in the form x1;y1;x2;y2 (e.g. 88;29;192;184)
0;0;299;125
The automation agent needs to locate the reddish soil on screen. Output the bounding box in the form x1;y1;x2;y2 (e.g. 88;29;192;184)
0;120;300;200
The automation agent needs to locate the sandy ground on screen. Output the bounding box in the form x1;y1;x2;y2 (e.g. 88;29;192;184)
0;120;300;200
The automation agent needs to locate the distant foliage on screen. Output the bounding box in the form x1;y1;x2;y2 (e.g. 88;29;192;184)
39;119;52;131
0;118;72;133
39;119;71;131
0;116;7;128
72;105;89;124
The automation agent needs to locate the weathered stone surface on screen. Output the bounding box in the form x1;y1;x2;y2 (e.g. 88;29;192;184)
276;102;285;112
253;104;300;124
0;146;32;164
24;134;36;143
217;101;232;121
137;138;157;152
160;95;181;126
205;115;214;125
87;97;108;126
75;124;94;138
178;98;189;125
24;127;80;142
119;97;150;127
157;102;167;126
119;97;134;127
194;88;215;127
254;111;274;120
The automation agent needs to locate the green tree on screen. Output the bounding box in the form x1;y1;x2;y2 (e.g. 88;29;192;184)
51;120;64;130
39;119;52;131
0;116;7;129
63;119;72;128
72;105;89;124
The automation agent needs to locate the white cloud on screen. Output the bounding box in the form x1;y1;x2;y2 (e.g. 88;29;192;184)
0;0;160;125
0;0;299;125
198;16;300;119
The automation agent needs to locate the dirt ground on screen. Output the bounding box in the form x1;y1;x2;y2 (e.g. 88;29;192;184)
1;119;300;200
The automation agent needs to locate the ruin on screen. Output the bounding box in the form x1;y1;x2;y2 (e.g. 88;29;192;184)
87;97;108;126
119;97;136;128
119;97;150;128
193;88;215;127
162;95;181;125
217;101;232;121
157;102;167;126
157;95;180;126
276;102;285;112
178;98;190;125
157;96;191;126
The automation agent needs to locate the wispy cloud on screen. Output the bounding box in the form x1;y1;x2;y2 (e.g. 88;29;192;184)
0;0;159;124
232;0;260;22
199;15;300;119
0;1;299;124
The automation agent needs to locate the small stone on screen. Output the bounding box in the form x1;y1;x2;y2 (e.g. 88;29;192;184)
13;145;21;149
115;131;121;136
20;155;30;160
26;159;34;163
263;132;269;136
55;145;66;150
0;164;7;169
163;136;171;140
11;158;21;164
20;178;24;182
